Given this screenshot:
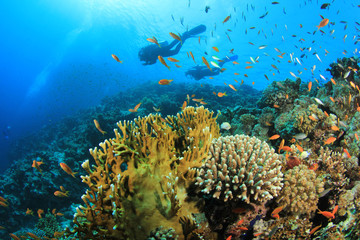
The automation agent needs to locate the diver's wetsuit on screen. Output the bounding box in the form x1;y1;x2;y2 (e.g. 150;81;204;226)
139;24;206;65
185;55;238;80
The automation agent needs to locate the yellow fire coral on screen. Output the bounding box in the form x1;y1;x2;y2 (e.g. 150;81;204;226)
276;165;324;216
195;134;284;203
65;106;219;239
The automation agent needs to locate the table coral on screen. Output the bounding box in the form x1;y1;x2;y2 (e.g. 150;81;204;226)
65;106;220;239
195;134;284;203
276;165;324;216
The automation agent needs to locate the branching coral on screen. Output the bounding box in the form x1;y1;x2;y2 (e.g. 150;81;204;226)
276;165;324;216
195;134;284;203
66;106;220;239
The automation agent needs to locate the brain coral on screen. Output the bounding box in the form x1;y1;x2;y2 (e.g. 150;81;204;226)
195;134;284;203
276;165;324;215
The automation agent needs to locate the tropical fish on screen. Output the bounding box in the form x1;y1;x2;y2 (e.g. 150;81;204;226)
223;15;231;23
212;46;219;52
26;208;33;215
130;102;141;113
189;51;196;63
37;209;44;218
210;61;220;68
158;79;173;85
111;54;123;63
245;66;253;69
324;137;336;145
202;57;212;71
221;122;231;130
27;232;40;240
318;209;335;219
217;92;227;97
308;82;312;92
94;119;106;135
271;206;284;219
316;18;329;30
269;134;280;140
310;225;322;235
169;32;182;44
158;56;170;70
59;162;77;178
32;160;43;175
54;191;69;198
228;84;237;91
9;233;20;240
146;37;160;47
167;57;179;62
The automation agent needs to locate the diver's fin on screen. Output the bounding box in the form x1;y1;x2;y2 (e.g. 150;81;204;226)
182;24;207;40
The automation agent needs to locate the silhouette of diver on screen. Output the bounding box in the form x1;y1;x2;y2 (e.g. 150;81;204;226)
185;55;238;80
138;24;206;65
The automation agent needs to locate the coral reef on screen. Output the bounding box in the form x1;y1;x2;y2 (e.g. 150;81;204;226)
276;165;324;216
66;106;220;239
195;134;284;203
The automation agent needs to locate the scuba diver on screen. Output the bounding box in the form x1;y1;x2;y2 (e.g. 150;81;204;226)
185;55;238;80
138;24;206;65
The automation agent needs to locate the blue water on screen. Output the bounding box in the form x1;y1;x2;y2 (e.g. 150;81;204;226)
0;0;359;171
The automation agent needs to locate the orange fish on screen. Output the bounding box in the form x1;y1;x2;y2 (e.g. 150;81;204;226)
212;46;219;52
273;104;280;108
94;119;106;135
308;82;312;92
269;134;280;140
329;96;335;103
59;162;77;178
56;212;64;216
343;148;351;158
223;15;231;23
146;37;160;47
281;146;293;152
167;57;179;62
317;18;329;30
0;201;8;207
158;79;173;85
26;208;33;215
181;101;187;111
169;32;182;44
175;64;182;68
52;208;57;215
226;236;232;240
9;233;20;240
189;51;196;63
27;232;40;240
324;137;336;145
355;133;359;141
158;55;170;70
318;209;335;219
296;144;304;152
217;92;227;97
309;115;317;121
271;206;284;219
232;61;239;64
32;160;43;175
234;73;239;75
228;84;237;91
153;106;161;112
37;209;44;218
332;205;338;215
245;66;253;69
54;191;69;198
309;225;322;235
202;56;212;71
331;126;339;131
129;102;142;113
111;54;123;63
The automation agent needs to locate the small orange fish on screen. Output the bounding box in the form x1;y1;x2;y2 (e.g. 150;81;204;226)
56;212;64;216
296;144;304;152
146;37;160;47
153;106;161;112
111;54;123;63
308;82;312;92
309;115;317;121
269;134;280;140
332;205;338;215
181;101;187;111
167;57;179;62
37;209;44;219
32;160;43;175
158;55;170;70
217;92;227;97
175;64;181;68
158;79;173;85
52;208;56;215
202;56;212;71
237;227;248;231
355;133;359;141
189;51;196;63
26;208;33;215
281;146;293;152
330;78;336;85
94;119;106;135
254;233;263;237
223;15;231;23
329;96;335;103
234;72;239;75
232;61;239;64
236;219;244;225
226;236;232;240
318;209;335;219
331;126;339;131
27;232;40;240
169;32;182;44
0;201;9;207
273;104;280;108
212;46;219;52
309;225;322;235
271;206;284;219
228;84;237;91
9;233;20;240
59;162;77;178
129;102;142;112
54;191;69;198
324;137;336;145
245;66;253;69
192;98;203;102
316;18;329;30
343;148;351;158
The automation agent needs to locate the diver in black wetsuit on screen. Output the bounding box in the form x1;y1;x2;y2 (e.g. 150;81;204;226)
185;55;238;80
138;24;206;65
